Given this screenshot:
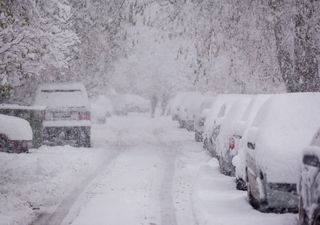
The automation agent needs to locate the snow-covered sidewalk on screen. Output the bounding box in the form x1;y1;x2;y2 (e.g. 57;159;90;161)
193;159;297;225
0;114;297;225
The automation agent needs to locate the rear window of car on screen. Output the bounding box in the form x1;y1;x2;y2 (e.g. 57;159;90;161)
35;89;88;108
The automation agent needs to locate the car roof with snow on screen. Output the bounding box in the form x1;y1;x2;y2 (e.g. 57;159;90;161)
218;95;253;138
203;94;242;136
248;92;320;183
34;82;89;108
0;114;33;140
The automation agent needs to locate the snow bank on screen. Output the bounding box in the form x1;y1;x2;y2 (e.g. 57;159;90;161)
0;114;32;140
0;146;109;225
193;159;296;225
248;92;320;183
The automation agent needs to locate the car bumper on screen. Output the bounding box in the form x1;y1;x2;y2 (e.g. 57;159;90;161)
43;126;90;147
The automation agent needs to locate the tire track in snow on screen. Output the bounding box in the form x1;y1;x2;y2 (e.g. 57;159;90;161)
30;149;123;225
160;148;178;225
30;129;129;225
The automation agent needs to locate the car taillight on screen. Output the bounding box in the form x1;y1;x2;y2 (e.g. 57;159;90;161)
79;111;91;120
229;137;235;150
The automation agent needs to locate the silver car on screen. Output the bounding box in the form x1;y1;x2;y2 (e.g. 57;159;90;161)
34;82;91;147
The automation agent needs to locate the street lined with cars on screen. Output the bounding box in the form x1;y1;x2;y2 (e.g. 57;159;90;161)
1;86;320;225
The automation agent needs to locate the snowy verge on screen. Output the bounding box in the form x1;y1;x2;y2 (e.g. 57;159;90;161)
192;158;298;225
0;146;112;225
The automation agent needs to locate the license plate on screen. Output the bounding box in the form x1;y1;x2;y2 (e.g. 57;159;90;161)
53;112;71;118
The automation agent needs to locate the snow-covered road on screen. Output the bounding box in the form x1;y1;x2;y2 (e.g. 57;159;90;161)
1;114;297;225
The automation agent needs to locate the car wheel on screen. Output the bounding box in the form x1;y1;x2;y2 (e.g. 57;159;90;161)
312;208;320;225
299;196;309;225
236;178;247;191
247;182;260;209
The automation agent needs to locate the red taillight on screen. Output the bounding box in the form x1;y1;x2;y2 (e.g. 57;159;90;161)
229;137;235;150
79;111;91;120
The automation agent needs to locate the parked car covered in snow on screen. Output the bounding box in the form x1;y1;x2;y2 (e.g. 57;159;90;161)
184;93;203;132
245;93;320;213
170;92;200;128
232;95;271;190
203;94;240;158
34;82;91;147
0;114;33;153
122;94;150;113
194;96;216;142
0;104;45;148
169;92;191;121
299;128;320;225
216;95;252;176
90;95;113;124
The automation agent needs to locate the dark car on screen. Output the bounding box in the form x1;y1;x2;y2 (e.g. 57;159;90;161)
0;114;33;153
34;82;91;147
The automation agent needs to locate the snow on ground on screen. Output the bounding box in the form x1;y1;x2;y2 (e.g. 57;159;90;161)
193;158;297;225
0;146;113;225
0;113;298;225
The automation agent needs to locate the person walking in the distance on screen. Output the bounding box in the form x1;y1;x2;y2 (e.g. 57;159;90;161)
150;94;158;118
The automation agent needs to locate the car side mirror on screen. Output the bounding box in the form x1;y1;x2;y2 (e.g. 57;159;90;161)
303;154;320;167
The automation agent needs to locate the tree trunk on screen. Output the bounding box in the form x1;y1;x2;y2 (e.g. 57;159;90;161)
294;0;320;92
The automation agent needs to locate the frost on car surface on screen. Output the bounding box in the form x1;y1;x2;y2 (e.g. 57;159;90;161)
216;95;252;177
299;128;320;225
34;82;91;147
246;93;320;213
0;114;33;153
232;95;271;190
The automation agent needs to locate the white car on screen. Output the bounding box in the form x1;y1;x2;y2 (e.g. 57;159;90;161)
194;96;216;142
184;93;204;131
245;93;320;213
203;94;241;157
34;82;91;147
0;114;33;153
90;95;113;124
216;95;252;176
232;95;271;190
170;92;200;128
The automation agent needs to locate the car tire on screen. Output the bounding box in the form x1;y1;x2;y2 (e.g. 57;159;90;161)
236;178;247;191
312;208;320;225
247;182;260;209
299;196;309;225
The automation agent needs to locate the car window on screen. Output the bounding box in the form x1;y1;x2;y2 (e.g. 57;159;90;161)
35;89;87;108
